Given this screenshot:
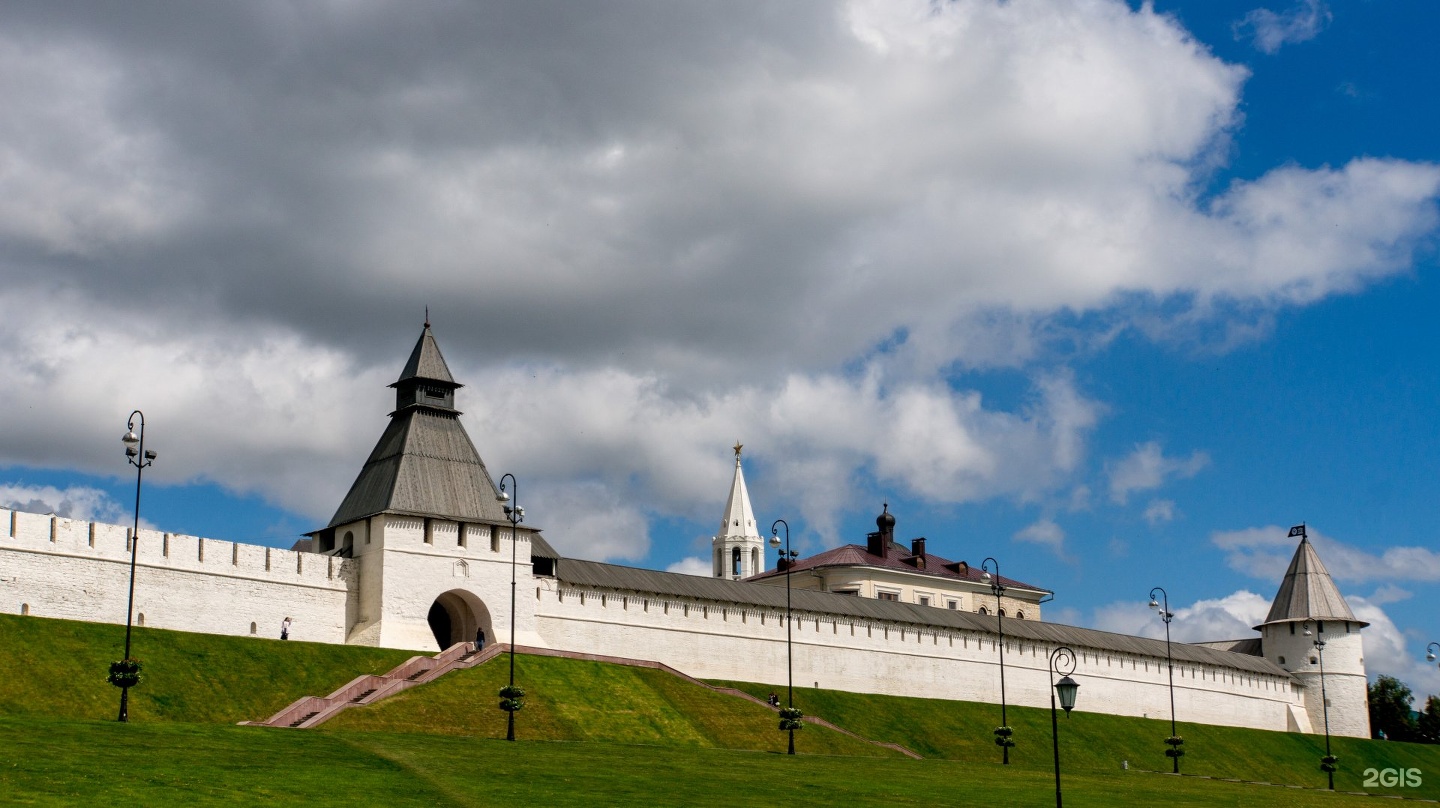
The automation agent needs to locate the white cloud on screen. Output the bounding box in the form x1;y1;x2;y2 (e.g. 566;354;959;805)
0;484;127;523
1351;597;1440;699
1143;499;1176;525
1212;525;1440;584
1106;442;1209;504
1014;518;1065;553
1368;585;1412;606
0;1;1437;554
524;481;651;563
666;557;712;577
1090;590;1271;643
1234;1;1332;55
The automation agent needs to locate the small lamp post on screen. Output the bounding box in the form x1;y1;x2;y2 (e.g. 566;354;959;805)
1426;642;1439;667
980;557;1012;764
1303;618;1336;790
115;410;156;723
1048;646;1079;808
1148;586;1181;773
496;474;524;741
770;519;799;755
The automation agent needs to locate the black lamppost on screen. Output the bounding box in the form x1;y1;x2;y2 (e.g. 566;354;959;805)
980;557;1012;764
1048;646;1080;808
117;410;156;723
1303;618;1336;790
1148;586;1181;772
770;519;798;755
496;474;524;742
1427;642;1439;667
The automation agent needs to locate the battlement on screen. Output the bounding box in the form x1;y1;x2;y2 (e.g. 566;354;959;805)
1;508;353;590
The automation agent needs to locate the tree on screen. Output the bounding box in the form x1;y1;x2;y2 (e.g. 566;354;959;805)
1368;676;1419;741
1417;694;1440;744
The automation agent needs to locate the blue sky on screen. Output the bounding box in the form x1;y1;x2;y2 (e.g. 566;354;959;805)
1;0;1438;701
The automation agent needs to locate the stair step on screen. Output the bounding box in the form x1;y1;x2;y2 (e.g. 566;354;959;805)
350;689;377;703
289;711;320;728
406;670;429;681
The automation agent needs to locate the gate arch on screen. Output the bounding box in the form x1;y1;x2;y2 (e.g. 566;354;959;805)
427;589;494;652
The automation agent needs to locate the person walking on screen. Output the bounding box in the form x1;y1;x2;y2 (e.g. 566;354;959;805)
475;627;486;652
280;616;292;640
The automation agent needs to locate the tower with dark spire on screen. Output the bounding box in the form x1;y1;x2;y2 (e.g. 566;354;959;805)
310;319;553;650
1255;529;1370;738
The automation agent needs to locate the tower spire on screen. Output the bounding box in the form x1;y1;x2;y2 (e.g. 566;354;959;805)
712;443;763;579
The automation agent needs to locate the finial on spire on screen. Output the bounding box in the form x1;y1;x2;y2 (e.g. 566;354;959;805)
733;441;743;459
424;306;430;328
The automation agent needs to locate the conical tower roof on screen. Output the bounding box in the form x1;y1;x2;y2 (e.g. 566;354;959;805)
394;319;458;387
717;443;760;539
1256;536;1367;628
325;321;507;528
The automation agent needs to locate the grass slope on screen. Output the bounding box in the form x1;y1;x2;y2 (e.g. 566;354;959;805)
0;614;413;723
1;715;1418;807
326;653;896;757
715;679;1440;799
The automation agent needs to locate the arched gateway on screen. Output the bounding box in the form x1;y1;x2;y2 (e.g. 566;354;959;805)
427;589;493;650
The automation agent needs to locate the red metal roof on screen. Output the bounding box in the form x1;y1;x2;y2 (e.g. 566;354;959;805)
747;541;1049;594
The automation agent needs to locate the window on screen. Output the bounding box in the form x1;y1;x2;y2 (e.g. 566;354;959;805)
978;606;989;616
998;608;1006;617
1015;610;1025;620
20;603;29;616
878;591;898;601
918;596;930;607
732;547;742;576
1278;656;1286;665
250;622;257;635
947;600;957;610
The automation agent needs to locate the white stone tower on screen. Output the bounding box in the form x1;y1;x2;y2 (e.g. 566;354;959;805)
1256;529;1370;738
712;443;764;580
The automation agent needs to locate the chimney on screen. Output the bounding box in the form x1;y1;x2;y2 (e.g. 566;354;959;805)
911;537;926;558
869;503;896;558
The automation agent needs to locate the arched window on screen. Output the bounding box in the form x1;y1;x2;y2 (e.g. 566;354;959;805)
978;606;988;616
750;547;760;576
137;612;146;627
250;622;257;635
1015;610;1025;620
715;548;723;576
20;603;29;616
998;608;1006;617
732;546;742;576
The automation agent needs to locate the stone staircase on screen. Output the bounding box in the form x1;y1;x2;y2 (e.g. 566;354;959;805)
245;643;923;758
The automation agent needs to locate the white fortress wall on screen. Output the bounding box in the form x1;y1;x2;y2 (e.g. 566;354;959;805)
0;508;353;643
535;580;1301;733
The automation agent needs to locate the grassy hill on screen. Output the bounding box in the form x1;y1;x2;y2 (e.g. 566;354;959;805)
0;613;413;723
5;612;1440;804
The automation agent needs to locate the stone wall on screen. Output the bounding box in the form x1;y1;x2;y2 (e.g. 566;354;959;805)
0;508;352;643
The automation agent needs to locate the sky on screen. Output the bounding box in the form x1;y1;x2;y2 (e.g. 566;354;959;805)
2;0;1438;702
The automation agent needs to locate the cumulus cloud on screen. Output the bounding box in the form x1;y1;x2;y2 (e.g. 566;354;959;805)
0;1;1437;553
0;483;128;523
1013;518;1065;554
1143;499;1176;525
523;481;651;562
1212;525;1440;585
1234;0;1332;55
1106;442;1209;504
1091;590;1272;642
666;557;713;577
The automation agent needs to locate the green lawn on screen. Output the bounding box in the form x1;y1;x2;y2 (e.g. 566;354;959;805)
1;715;1422;807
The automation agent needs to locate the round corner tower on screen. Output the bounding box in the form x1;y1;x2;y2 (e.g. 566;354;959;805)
1256;529;1370;738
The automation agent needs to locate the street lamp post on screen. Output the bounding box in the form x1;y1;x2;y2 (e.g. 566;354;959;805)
770;519;799;755
1148;586;1181;773
1303;618;1337;790
980;557;1012;764
497;474;524;742
1428;642;1439;668
1048;646;1080;808
117;410;156;723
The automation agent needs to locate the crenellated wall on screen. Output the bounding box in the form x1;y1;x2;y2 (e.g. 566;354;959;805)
535;580;1306;734
0;508;353;643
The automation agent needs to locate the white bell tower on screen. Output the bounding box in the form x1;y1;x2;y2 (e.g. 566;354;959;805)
712;443;764;580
